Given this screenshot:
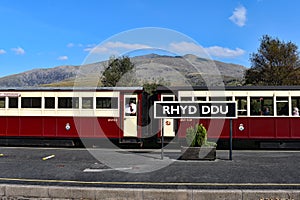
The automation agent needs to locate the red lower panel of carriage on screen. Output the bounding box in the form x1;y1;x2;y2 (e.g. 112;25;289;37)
0;116;123;139
177;117;300;140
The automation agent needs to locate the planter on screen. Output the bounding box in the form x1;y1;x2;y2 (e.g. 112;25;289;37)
180;146;216;160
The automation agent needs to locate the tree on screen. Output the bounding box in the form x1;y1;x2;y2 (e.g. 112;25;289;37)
245;35;300;85
101;56;136;87
142;77;169;95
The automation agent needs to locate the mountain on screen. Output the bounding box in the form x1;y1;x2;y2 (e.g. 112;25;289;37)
0;54;246;87
0;65;79;87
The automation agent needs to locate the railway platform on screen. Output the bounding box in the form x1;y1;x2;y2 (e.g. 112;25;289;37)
0;147;299;199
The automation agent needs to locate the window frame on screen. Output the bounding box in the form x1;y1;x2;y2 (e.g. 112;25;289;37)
58;97;79;109
0;97;5;108
21;97;42;108
250;96;274;116
82;97;94;109
8;97;18;108
96;97;118;109
236;96;247;116
44;97;55;109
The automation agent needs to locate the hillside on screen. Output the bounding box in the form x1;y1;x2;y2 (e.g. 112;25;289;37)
0;65;79;87
0;54;246;87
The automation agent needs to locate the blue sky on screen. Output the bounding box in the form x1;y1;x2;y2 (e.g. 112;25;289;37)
0;0;300;77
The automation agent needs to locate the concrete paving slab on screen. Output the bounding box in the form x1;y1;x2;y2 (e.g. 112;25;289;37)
142;189;192;200
0;185;4;197
242;190;300;200
94;188;143;200
193;190;242;200
48;186;96;199
5;185;49;198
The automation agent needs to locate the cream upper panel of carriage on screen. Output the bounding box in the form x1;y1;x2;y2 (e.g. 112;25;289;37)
178;90;300;99
55;91;120;97
231;90;300;97
178;90;246;100
178;90;300;117
0;91;120;117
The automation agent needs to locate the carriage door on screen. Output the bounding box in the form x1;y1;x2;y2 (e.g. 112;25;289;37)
123;95;138;137
161;95;176;137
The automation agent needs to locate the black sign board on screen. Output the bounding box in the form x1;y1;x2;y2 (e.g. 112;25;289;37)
154;101;237;119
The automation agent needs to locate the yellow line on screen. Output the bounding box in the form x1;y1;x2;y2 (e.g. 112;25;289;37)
0;177;299;187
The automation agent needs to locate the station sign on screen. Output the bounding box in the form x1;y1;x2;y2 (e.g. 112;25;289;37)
154;101;237;119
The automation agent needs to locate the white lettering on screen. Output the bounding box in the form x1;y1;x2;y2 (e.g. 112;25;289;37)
202;106;210;114
180;105;188;114
156;102;235;118
211;106;219;114
201;105;229;115
171;106;180;114
220;106;228;114
189;106;197;114
163;106;170;114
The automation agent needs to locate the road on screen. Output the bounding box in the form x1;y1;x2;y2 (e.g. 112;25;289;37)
0;147;299;189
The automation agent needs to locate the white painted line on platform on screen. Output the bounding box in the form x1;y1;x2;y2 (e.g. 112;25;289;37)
83;167;133;172
42;155;55;160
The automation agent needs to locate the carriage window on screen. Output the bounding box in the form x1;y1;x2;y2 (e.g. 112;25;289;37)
9;97;18;108
180;97;192;101
0;98;5;108
21;97;42;108
236;97;247;116
96;97;118;109
162;96;174;101
125;97;137;116
291;97;300;116
276;97;289;116
195;96;206;101
58;97;79;109
45;97;55;109
82;97;93;109
250;97;273;116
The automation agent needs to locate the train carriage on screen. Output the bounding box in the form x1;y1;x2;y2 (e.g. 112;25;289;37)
0;87;144;146
156;86;300;149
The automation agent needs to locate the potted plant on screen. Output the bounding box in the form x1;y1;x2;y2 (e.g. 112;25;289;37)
180;123;217;160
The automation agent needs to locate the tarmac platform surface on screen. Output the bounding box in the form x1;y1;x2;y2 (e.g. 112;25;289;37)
0;147;299;199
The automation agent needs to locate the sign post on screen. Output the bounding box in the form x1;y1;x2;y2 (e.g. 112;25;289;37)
154;101;237;160
161;129;164;160
230;119;233;160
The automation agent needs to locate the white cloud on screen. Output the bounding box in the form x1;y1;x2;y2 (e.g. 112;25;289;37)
84;41;151;54
105;41;151;49
205;46;245;58
11;47;25;55
169;42;207;57
229;5;247;27
67;43;75;48
168;42;245;58
67;43;86;48
0;49;6;54
57;56;68;60
82;41;245;60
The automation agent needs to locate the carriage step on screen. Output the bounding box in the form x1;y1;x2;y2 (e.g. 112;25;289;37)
120;138;142;144
157;137;177;144
0;138;75;147
260;142;300;149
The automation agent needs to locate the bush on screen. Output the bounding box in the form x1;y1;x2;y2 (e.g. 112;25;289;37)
186;124;216;147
